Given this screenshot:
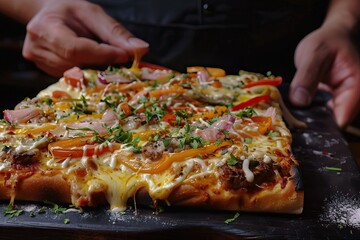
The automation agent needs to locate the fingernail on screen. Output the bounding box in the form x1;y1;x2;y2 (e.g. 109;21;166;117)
128;37;149;48
292;87;311;106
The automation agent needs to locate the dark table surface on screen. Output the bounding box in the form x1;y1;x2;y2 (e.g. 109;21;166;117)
0;80;360;240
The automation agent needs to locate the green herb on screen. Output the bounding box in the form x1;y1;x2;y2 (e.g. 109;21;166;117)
324;166;342;172
44;200;67;214
43;97;53;106
1;145;11;152
224;102;234;109
0;119;8;124
3;204;23;218
127;136;142;153
64;218;70;224
175;110;189;126
220;129;229;138
162;138;171;147
224;212;240;224
150;81;159;90
227;155;238;166
266;71;272;76
236;107;255;118
71;95;91;114
152;133;160;142
66;127;105;143
214;140;223;146
145;105;165;123
101;94;126;113
206;116;219;125
266;131;280;137
184;120;192;134
244;138;252;144
175;110;188;119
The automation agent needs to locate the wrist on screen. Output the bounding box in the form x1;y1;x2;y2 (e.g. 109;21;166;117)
0;0;48;23
322;0;360;34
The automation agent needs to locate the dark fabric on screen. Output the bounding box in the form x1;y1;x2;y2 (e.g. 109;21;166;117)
90;0;329;79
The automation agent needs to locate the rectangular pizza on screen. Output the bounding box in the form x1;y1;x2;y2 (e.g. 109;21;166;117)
0;63;304;214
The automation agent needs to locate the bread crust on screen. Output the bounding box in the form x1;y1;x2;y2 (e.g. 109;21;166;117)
0;171;71;203
167;166;304;214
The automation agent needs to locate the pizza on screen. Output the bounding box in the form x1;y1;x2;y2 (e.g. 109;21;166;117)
0;63;304;214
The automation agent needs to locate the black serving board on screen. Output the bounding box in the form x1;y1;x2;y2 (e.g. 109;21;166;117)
1;87;360;240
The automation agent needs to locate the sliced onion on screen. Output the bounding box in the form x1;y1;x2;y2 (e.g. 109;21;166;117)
98;71;133;84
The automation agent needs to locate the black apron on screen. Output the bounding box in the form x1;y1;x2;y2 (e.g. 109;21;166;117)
90;0;329;80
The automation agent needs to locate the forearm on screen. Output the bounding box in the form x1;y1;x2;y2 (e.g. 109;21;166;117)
0;0;47;23
323;0;360;32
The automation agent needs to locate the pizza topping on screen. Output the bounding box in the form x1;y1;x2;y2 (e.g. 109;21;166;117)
196;115;235;143
242;76;282;89
6;147;40;166
64;67;87;89
3;108;44;124
242;158;254;182
232;95;270;111
0;65;303;213
219;157;275;190
141;68;173;80
142;140;165;160
98;68;136;84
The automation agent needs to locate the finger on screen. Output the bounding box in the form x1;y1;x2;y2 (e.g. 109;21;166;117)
37;24;131;66
332;79;360;128
72;3;149;55
23;35;76;76
289;42;334;107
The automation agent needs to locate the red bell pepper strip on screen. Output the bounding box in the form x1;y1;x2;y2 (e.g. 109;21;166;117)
232;95;271;111
242;76;282;89
138;62;173;71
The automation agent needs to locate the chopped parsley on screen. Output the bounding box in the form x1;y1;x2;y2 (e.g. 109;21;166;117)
244;138;252;144
101;94;126;113
324;166;342;172
64;218;70;224
71;95;91;114
206;116;219;125
224;212;240;224
44;200;67;214
43;97;53;106
227;154;238;166
266;130;280;137
1;145;11;152
162;138;171;147
145;104;165;123
236;107;255;118
3;204;23;218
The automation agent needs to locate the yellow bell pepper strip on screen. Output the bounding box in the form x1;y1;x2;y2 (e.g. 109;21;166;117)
250;116;272;135
120;141;232;174
186;66;226;77
242;76;282;89
48;136;119;158
23;124;57;135
232;95;270;111
149;85;187;98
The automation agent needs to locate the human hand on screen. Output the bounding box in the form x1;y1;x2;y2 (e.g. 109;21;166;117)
22;0;149;76
289;25;360;128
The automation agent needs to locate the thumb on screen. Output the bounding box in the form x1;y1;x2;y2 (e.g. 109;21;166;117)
289;42;334;107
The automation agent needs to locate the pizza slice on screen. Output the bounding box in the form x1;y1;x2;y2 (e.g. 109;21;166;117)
0;64;304;214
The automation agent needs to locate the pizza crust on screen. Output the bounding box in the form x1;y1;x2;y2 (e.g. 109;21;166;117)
0;171;71;203
167;166;304;214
